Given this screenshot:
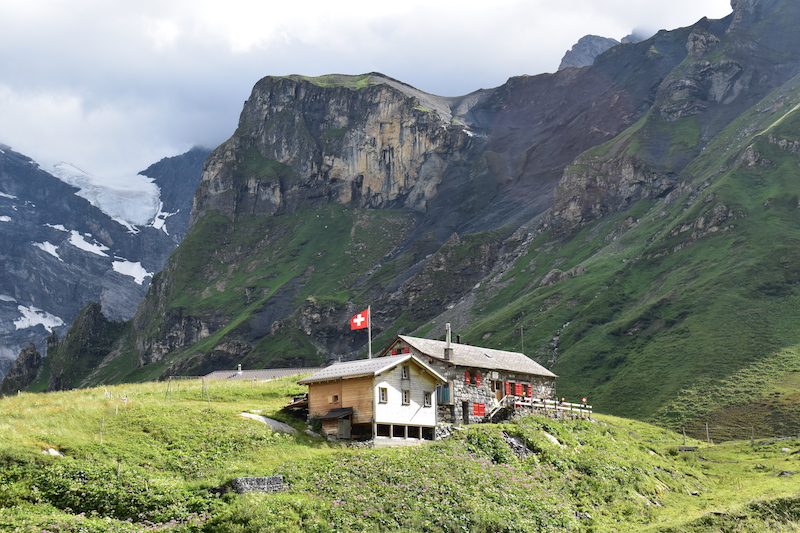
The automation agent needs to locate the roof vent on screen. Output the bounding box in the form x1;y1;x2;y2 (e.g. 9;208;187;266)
484;352;493;358
444;323;453;361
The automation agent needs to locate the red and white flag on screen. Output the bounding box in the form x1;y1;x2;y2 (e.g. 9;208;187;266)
350;309;369;330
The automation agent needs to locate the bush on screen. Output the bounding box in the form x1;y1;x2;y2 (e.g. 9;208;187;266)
34;461;216;523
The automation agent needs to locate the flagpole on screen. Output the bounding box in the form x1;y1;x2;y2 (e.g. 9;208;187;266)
368;305;372;359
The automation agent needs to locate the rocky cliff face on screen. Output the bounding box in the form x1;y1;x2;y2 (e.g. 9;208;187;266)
559;35;620;70
0;343;42;394
548;3;800;231
192;74;477;223
47;302;126;392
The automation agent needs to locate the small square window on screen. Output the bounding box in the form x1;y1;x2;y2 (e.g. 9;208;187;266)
379;387;388;403
329;395;339;404
402;389;410;405
423;391;432;407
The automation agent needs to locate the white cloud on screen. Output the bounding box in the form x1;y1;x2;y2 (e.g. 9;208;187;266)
0;0;732;181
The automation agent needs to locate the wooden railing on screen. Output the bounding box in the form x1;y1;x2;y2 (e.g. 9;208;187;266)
515;398;593;414
485;396;593;421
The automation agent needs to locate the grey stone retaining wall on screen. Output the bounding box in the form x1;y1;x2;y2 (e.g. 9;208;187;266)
231;475;288;494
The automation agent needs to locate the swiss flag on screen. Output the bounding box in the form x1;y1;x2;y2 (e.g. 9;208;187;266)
350;309;369;330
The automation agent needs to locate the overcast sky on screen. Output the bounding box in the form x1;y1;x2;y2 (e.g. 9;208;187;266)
0;0;733;183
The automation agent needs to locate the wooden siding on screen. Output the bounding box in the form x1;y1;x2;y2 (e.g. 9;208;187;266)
374;361;438;427
307;375;375;424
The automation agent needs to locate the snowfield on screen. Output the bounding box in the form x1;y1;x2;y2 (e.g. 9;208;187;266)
13;305;64;332
33;241;63;261
112;260;153;285
68;231;109;257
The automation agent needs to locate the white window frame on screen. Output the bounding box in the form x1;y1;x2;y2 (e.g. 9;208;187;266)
423;391;432;407
379;387;388;403
401;365;410;379
402;389;410;405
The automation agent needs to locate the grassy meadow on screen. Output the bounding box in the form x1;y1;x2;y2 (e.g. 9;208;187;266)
0;377;798;532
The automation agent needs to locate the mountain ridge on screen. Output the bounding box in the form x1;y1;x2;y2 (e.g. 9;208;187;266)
11;0;800;437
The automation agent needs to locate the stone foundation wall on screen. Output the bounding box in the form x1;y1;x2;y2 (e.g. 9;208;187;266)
432;362;557;426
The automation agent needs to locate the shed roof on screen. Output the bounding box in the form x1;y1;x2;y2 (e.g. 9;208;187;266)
394;335;557;378
297;353;446;385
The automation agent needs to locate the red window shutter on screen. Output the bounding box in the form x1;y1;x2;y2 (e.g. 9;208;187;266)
476;372;482;386
505;381;510;395
515;383;523;396
391;349;397;355
473;403;485;416
527;384;533;397
403;347;409;354
465;371;471;385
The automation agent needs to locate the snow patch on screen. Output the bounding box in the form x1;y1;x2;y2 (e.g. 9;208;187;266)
51;162;162;231
112;260;153;285
33;241;63;261
149;201;177;235
0;192;17;200
0;216;11;222
0;295;16;303
14;305;64;332
68;231;109;257
45;223;68;232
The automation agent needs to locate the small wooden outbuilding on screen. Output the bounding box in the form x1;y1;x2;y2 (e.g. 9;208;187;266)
297;353;446;444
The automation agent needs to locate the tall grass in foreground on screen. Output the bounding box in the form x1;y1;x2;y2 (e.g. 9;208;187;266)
0;380;798;532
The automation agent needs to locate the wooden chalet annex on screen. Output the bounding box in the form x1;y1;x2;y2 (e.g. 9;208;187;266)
379;325;558;425
297;353;445;444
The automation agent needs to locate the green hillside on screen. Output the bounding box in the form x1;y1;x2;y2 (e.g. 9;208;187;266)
456;75;800;438
0;379;798;532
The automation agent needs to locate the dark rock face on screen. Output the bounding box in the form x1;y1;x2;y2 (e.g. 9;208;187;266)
0;146;207;381
559;35;620;70
0;343;42;394
46;302;126;391
140;147;209;243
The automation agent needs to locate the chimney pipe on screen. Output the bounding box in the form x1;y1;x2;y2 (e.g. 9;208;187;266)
444;323;453;361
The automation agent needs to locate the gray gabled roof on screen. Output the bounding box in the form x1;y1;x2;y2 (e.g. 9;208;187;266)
297;353;446;385
395;335;557;378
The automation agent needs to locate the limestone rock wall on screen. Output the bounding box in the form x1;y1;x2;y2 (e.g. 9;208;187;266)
192;75;474;223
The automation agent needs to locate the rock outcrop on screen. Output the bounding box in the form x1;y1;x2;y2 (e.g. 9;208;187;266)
192;74;476;223
46;302;126;391
0;343;42;395
559;35;620;70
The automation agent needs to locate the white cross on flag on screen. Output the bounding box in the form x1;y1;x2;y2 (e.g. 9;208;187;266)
350;309;369;330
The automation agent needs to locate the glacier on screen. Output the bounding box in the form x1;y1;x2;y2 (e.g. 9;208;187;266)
51;162;162;232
